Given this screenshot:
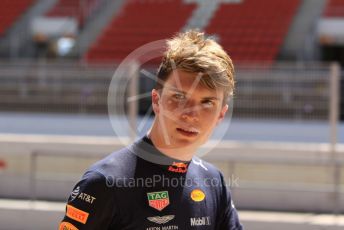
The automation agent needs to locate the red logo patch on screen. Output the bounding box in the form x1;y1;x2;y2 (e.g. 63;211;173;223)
66;205;89;224
147;191;170;211
59;221;79;230
168;162;188;173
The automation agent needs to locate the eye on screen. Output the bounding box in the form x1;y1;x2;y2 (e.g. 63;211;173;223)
202;100;215;108
173;93;186;100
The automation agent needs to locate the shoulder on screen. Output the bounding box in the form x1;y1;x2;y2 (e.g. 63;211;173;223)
190;156;223;178
86;146;137;180
61;165;118;228
189;157;230;204
67;147;138;203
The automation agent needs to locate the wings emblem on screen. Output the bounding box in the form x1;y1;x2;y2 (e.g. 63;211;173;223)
147;215;175;224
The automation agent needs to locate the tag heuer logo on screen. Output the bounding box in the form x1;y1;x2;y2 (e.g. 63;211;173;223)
147;191;170;211
147;215;175;224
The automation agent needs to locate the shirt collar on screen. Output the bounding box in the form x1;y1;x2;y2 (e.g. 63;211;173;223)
130;135;191;174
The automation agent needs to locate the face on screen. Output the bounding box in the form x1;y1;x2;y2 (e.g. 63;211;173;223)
152;69;228;150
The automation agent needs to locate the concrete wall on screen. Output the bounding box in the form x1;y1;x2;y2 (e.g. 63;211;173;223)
0;134;343;213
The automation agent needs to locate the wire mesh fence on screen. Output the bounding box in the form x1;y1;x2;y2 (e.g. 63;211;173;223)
234;63;334;120
0;61;340;119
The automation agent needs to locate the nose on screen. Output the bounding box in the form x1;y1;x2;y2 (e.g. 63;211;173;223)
180;101;200;122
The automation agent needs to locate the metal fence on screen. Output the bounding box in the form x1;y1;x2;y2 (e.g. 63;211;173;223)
0;61;340;118
234;63;337;120
0;61;115;113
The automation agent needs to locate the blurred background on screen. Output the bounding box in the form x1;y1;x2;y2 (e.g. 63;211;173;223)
0;0;344;229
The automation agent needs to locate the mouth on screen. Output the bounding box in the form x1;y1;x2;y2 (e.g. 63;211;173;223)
176;127;200;137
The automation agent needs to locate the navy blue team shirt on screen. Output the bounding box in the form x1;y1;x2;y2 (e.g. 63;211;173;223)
60;135;243;229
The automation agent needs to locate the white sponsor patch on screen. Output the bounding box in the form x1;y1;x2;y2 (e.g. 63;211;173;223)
69;186;96;204
147;215;175;224
146;226;178;230
69;186;80;201
190;216;211;226
77;192;96;204
192;159;208;171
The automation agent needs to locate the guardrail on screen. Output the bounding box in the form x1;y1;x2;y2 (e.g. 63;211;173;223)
0;134;341;212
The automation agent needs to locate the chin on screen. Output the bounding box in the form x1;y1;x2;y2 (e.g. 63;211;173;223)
175;134;203;146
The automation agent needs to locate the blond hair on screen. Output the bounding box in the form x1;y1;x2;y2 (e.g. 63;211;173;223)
156;30;235;104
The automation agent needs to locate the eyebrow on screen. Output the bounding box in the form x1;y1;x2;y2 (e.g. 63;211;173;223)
202;96;220;101
166;86;220;100
167;87;186;94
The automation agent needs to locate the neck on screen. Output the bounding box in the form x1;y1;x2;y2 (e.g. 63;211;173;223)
148;120;196;161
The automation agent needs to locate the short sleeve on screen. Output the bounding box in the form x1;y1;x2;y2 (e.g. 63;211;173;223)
59;171;116;229
217;172;244;230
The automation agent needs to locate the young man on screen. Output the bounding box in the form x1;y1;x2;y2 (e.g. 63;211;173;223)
59;30;243;230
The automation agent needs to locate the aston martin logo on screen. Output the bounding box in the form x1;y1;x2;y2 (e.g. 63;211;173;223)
147;215;175;224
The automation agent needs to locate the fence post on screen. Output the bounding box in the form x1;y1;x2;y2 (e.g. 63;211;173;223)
329;62;340;214
30;151;37;201
128;62;139;141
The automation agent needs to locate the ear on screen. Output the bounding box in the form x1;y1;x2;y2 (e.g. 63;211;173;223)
216;104;228;126
151;89;160;114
